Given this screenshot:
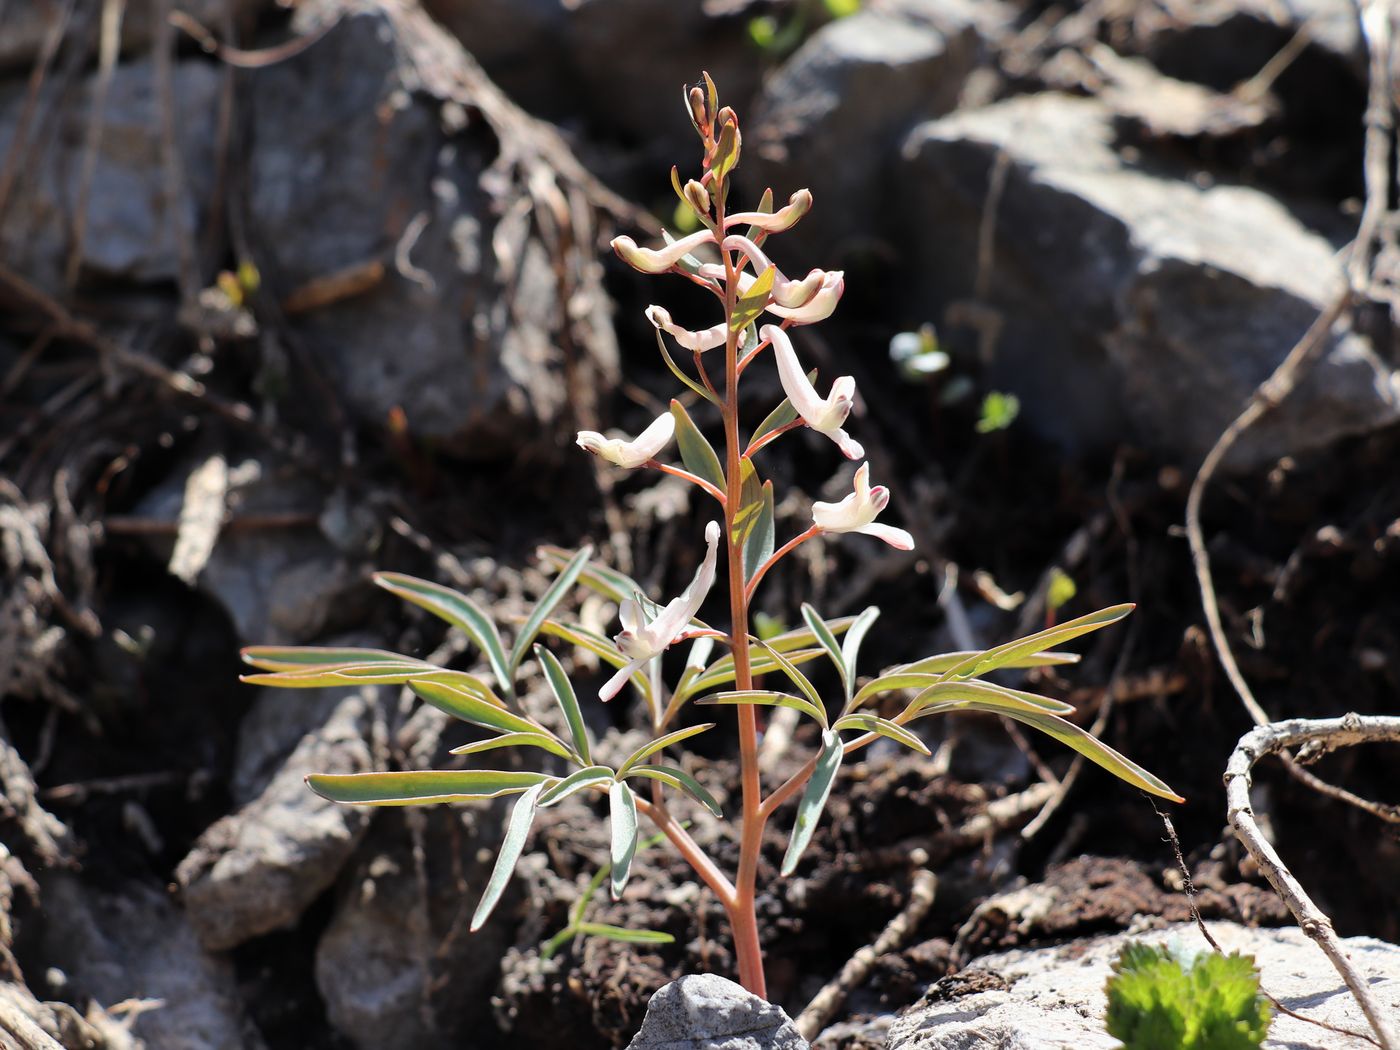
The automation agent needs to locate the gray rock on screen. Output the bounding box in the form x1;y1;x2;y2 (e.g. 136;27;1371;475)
898;93;1400;468
37;875;263;1050
747;2;988;262
887;921;1400;1049
625;973;809;1050
245;8;616;458
132;452;369;646
0;56;220;293
176;690;374;951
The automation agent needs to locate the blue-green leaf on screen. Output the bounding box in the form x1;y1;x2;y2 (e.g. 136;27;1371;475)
470;782;543;930
670;400;726;491
832;713;930;755
694;689;826;728
307;769;550;806
408;680;548;736
617;723;716;779
535;645;592;765
538;765;614;807
241;646;424;672
622;765;724;817
801;603;848;694
608;781;639;898
374;573;513;695
449;731;578;762
511;546;592;676
781;730;842;875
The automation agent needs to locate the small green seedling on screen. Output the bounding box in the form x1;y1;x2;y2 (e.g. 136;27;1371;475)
1105;942;1272;1050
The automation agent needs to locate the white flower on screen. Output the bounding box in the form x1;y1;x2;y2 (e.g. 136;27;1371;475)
812;464;913;550
767;270;843;325
646;305;727;353
724;189;813;233
763;324;864;460
576;411;675;469
611;229;715;274
702;235;828;309
600;522;722;701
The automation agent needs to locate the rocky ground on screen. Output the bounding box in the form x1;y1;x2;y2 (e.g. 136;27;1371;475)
1;0;1398;1047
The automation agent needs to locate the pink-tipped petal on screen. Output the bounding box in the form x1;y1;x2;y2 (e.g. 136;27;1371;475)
646;306;727;353
599;658;647;702
767;271;844;324
832;430;865;460
724;189;813;233
611;230;716;274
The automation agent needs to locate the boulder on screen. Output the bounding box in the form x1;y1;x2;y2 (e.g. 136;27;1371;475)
886;921;1400;1049
626;973;809;1050
176;689;375;951
747;1;992;263
897;92;1400;469
244;7;618;459
0;56;220;293
37;875;263;1050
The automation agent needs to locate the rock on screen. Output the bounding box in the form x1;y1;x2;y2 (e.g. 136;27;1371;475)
245;7;618;459
897;93;1400;469
625;973;809;1050
132;451;369;646
0;56;220;293
747;2;989;262
176;690;375;951
314;807;515;1050
37;875;263;1050
886;921;1400;1049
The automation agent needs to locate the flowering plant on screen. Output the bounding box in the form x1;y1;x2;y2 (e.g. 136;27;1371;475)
239;75;1180;999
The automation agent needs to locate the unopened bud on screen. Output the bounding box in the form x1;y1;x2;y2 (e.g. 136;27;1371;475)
684;180;711;215
689;86;707;130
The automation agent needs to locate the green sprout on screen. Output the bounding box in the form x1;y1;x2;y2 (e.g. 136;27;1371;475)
976;391;1020;433
1106;942;1272;1050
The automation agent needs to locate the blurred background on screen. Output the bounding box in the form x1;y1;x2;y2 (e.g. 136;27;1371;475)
1;0;1397;1047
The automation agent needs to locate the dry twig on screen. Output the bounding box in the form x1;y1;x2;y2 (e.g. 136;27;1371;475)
1225;715;1400;1050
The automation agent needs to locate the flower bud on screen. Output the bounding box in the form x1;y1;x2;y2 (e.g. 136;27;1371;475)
684;180;711;216
689;86;708;130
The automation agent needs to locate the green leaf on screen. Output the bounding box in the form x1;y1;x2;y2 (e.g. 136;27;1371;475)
608;781;639;898
938;604;1134;681
1046;568;1077;613
241;661;434;688
374;573;513;695
902;680;1077;719
1001;708;1182;802
655;327;721;406
840;607;880;686
449;732;578;762
889;649;1081;676
409;680;548;736
679;644;832;701
832;713;930;755
511;546;592;677
712;118;739;183
241;646;424;672
307;769;550;806
574;923;674;946
470;782;543;930
535;646;592;766
617;723;716;779
622;765;723;817
670;400;726;490
1106;943;1271;1050
731;265;775;332
781;730;842;875
740;479;775;582
536;549;647;608
748;368;817;448
976;391;1020;433
538;765;615;807
801;603;848;695
536;621;654;708
744;187;774;242
751;637;826;719
695;689;826;728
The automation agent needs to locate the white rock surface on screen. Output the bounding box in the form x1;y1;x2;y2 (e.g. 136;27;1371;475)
888;922;1400;1049
626;973;809;1050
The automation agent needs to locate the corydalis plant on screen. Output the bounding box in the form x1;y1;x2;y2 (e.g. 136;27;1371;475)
240;74;1181;1001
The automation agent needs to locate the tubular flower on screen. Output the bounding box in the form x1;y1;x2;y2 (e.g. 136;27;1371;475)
699;235;828;309
611;229;715;274
577;411;676;469
724;189;813;233
767;269;844;325
600;521;722;701
646;305;727;353
764;324;864;460
811;463;914;551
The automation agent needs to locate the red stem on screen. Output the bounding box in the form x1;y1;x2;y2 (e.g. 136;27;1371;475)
744;526;820;604
647;460;727;505
742;419;804;460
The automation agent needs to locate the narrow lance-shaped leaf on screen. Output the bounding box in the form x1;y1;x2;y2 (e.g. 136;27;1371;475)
537;548;647;607
609;781;639;899
241;646;426;672
538;765;614;808
307;769;551;806
751;637;826;719
903;680;1077;719
536;621;655;708
511;546;593;676
695;689;826;728
744;187;774;242
891;650;1081;676
730;265;775;332
670;400;726;491
748;368;817;448
656;328;721;406
574;923;674;945
1001;708;1183;803
742;480;775;582
832;713;930;755
450;732;577;762
470;783;543;930
801;604;848;695
939;604;1134;681
241;661;436;689
679;645;832;701
617;723;716;779
781;730;843;875
535;646;591;765
840;607;880;698
374;573;513;696
409;680;552;737
622;765;723;817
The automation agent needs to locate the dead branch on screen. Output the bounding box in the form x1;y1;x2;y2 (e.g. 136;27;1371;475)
1225;715;1400;1050
796;869;937;1040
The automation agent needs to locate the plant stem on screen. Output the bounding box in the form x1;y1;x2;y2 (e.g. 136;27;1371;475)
719;196;768;999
